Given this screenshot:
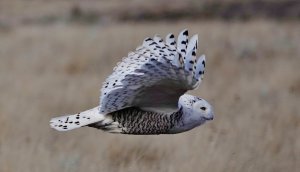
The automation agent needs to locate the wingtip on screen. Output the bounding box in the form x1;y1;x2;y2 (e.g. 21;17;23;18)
180;29;188;35
192;34;198;39
166;33;174;38
143;37;152;43
199;54;206;61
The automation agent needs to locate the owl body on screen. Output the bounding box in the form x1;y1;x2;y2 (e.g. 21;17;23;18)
89;107;183;135
50;29;214;135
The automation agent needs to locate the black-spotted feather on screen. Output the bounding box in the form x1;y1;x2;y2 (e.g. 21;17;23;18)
99;29;206;114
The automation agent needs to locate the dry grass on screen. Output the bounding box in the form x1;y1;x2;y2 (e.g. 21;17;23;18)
0;20;299;172
1;0;299;26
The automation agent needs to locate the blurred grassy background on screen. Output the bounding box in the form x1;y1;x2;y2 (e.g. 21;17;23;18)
0;0;299;172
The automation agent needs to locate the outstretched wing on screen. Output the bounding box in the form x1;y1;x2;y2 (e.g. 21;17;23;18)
99;29;206;114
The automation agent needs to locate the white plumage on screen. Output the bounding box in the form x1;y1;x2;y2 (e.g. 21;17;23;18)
50;29;214;135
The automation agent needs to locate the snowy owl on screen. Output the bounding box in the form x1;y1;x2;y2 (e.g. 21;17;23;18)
50;29;214;135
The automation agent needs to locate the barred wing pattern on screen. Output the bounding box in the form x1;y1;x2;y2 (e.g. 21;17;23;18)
99;29;206;114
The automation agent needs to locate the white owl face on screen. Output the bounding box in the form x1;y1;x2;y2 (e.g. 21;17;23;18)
178;94;214;130
179;94;214;131
192;98;214;121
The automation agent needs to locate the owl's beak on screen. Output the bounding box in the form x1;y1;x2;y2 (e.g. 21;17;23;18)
203;111;214;121
204;116;214;121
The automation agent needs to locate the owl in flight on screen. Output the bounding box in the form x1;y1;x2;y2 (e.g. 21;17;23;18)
50;29;214;135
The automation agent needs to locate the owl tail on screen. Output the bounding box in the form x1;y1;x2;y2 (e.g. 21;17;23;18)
50;106;104;131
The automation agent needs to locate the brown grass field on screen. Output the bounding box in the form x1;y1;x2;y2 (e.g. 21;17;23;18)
0;1;300;172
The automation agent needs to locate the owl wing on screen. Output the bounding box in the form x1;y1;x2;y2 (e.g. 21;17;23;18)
99;29;206;114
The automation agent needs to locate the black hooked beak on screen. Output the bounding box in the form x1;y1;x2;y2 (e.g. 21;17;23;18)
203;116;214;121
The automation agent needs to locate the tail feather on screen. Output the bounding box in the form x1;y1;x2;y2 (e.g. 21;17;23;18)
50;106;104;131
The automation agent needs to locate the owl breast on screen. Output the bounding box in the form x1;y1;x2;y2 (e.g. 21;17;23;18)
90;107;183;135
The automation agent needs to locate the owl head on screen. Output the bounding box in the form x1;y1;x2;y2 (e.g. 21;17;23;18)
178;94;214;130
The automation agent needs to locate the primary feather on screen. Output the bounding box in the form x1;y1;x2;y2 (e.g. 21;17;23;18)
99;29;205;114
